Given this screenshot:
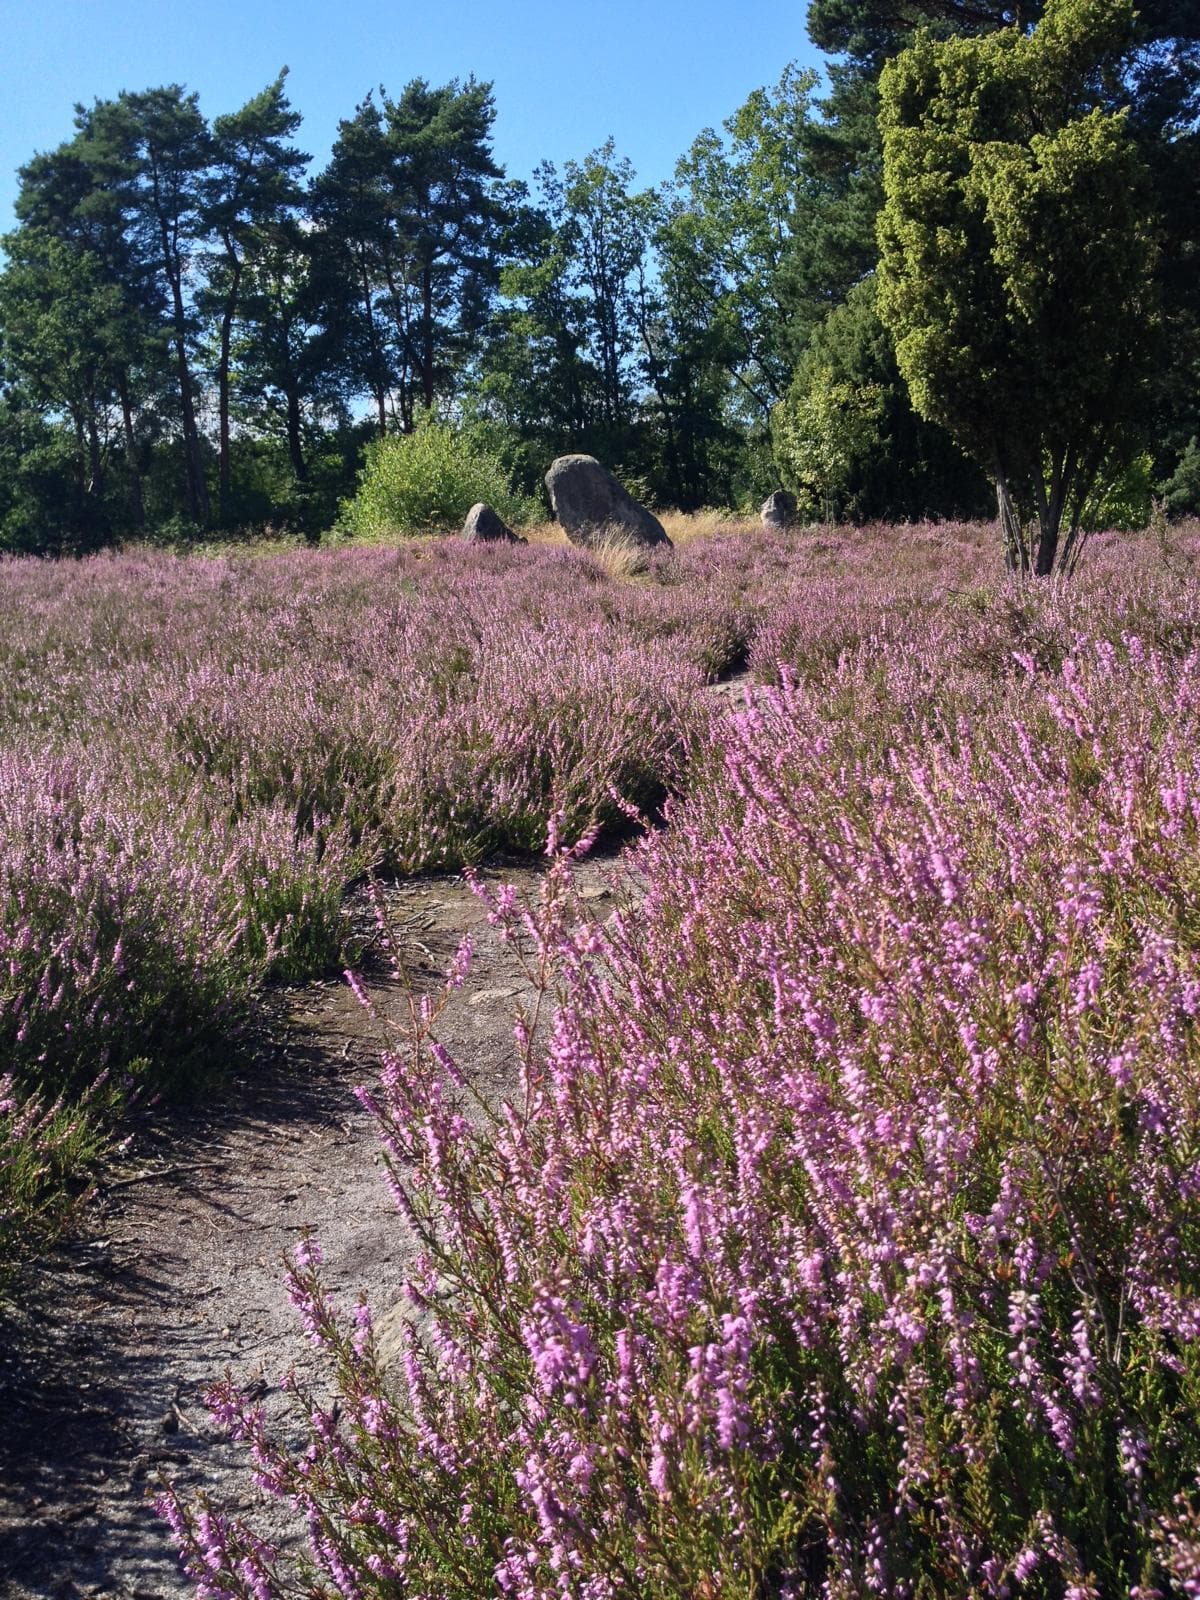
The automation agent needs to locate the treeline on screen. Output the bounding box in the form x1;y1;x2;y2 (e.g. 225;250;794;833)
1;0;1197;552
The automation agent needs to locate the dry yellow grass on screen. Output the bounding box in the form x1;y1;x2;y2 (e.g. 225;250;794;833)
515;508;762;580
522;509;756;550
657;509;757;545
520;521;570;546
581;529;655;580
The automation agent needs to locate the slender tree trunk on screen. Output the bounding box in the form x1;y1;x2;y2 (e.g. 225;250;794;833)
285;385;307;482
420;266;435;412
996;474;1030;575
1059;443;1106;577
86;415;104;499
217;230;244;523
72;412;87;499
357;252;389;439
172;315;209;525
117;370;145;529
1034;521;1060;576
1033;454;1069;577
380;253;418;424
160;225;209;525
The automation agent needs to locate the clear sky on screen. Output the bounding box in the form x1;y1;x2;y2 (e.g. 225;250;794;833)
0;0;821;232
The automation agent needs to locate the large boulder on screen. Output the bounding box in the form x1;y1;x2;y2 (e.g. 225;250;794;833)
760;489;798;529
544;455;671;550
460;502;525;544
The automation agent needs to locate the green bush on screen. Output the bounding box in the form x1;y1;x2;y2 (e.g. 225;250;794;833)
339;418;537;538
1082;452;1154;531
1162;437;1200;518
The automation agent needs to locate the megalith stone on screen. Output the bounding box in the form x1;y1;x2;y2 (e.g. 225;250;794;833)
760;490;799;529
461;502;525;544
544;455;671;550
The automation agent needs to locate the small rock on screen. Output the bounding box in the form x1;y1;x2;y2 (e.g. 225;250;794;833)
760;490;798;529
460;503;525;544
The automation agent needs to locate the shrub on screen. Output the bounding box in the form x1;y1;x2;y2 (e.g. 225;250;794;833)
1081;452;1154;532
1163;438;1200;519
0;533;736;1283
0;1074;109;1301
772;361;885;523
0;751;354;1097
339;418;537;538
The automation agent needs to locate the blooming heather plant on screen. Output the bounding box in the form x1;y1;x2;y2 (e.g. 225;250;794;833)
0;748;354;1094
163;597;1200;1597
0;530;768;1275
0;1072;108;1299
0;536;745;1105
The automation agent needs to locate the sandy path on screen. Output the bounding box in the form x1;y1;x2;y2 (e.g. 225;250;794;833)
0;859;620;1599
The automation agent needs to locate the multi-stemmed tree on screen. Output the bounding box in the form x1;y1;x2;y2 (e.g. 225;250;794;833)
877;0;1160;573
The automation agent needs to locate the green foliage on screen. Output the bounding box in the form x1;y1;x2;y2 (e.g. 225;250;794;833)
202;71;309;524
773;363;885;521
1083;451;1154;530
338;418;535;537
0;401;97;554
1162;438;1200;518
877;0;1160;574
311;78;510;434
1;18;1194;547
775;280;993;524
0;229;145;549
479;140;666;495
87;86;215;525
666;63;820;422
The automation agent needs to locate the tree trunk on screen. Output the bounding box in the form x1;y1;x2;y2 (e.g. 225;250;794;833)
996;474;1030;575
72;412;87;499
86;415;104;500
117;370;145;529
285;386;308;482
161;223;210;525
1034;521;1060;576
420;266;435;412
217;230;243;523
1031;453;1066;576
357;252;389;439
998;473;1030;576
379;252;416;426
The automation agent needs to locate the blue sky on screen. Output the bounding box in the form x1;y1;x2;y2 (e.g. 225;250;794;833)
0;0;822;232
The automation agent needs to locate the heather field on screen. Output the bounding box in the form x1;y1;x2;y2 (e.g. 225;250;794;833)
7;519;1200;1596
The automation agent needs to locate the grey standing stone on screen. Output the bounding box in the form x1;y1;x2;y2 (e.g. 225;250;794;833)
761;490;799;529
461;502;525;543
544;455;671;550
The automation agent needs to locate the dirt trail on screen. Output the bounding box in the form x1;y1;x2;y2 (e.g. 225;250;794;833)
0;858;623;1599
